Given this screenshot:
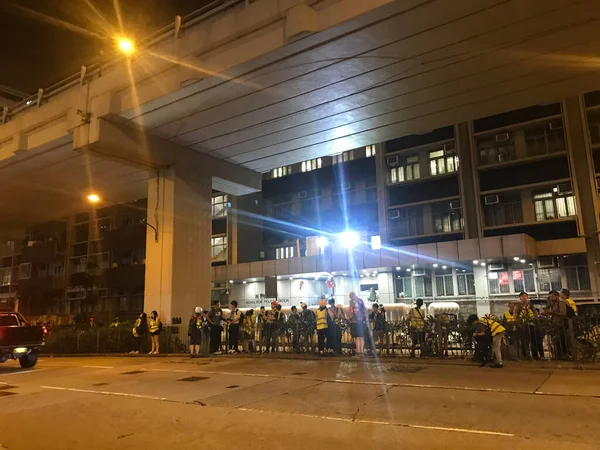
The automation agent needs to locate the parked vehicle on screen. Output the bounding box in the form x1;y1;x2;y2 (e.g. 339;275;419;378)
0;311;44;368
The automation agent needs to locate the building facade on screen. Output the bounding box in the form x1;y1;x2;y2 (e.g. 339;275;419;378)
3;92;600;319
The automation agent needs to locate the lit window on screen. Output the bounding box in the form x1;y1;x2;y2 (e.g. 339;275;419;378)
429;144;458;176
301;158;322;172
332;151;354;165
272;166;291;178
366;145;376;157
533;191;576;221
275;245;295;259
389;155;420;184
457;272;475;295
211;235;227;261
211;195;228;217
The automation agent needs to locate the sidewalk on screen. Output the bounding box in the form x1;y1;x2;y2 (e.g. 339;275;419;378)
41;351;600;370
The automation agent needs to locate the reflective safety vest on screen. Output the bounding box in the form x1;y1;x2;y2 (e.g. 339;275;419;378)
519;305;535;321
316;308;328;330
566;298;578;315
410;307;425;330
479;317;506;336
503;311;516;323
149;319;159;333
195;318;202;329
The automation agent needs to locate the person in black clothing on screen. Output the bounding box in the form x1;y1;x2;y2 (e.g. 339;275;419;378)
129;312;147;355
208;300;224;355
227;301;243;354
188;307;203;358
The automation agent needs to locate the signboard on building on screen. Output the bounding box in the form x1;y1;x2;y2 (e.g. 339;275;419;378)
240;297;292;308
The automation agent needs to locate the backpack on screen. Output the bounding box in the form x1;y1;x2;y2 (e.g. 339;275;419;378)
565;303;576;318
158;320;163;333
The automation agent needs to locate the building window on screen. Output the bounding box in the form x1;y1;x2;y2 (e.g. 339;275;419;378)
429;145;458;176
18;263;31;280
564;255;591;291
524;122;565;157
414;274;433;297
537;268;562;292
483;193;523;227
533;192;576;221
272;166;291;178
435;268;454;297
388;206;424;238
273;204;292;218
432;201;463;233
457;272;475;295
488;271;510;294
395;276;412;298
389;155;420;184
119;297;129;311
0;268;11;286
477;134;516;166
212;195;228;218
513;268;535;293
276;246;295;259
332;150;355;165
301;158;322;172
366;145;376;157
211;236;227;261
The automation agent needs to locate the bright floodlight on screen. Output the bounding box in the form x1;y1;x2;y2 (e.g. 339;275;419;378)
371;235;381;250
118;38;134;54
87;194;100;203
338;231;359;249
317;237;329;249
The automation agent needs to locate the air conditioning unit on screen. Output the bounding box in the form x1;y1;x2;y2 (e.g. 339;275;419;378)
484;194;499;205
389;209;400;219
557;182;573;195
386;155;400;166
413;267;426;276
538;257;557;269
449;200;461;210
298;191;307;199
443;143;455;152
495;132;510;142
488;263;506;271
548;119;563;131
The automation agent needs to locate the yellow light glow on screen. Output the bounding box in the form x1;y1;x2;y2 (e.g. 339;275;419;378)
87;194;101;203
118;39;134;54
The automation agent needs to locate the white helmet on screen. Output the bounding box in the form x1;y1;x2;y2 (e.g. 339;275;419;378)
194;307;202;313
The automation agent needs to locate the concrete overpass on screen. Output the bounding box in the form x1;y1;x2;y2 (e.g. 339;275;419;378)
2;0;600;320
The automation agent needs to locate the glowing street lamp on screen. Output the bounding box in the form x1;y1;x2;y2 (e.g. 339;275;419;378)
86;194;101;203
117;38;135;55
338;231;359;249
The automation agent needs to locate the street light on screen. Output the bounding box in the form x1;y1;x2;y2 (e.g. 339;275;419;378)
118;38;135;54
86;193;100;203
338;231;359;249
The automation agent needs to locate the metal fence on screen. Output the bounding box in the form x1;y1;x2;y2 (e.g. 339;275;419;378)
42;315;600;362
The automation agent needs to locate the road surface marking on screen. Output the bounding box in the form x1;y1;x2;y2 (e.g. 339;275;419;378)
237;407;514;437
0;369;44;377
82;365;114;369
40;385;168;401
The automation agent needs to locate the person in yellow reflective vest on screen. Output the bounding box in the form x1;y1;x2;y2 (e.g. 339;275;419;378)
469;314;506;368
409;298;426;358
515;292;540;360
242;309;256;353
148;310;162;355
316;298;333;356
559;288;578;317
503;302;516;325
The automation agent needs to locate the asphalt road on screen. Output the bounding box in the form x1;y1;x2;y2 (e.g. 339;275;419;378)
0;355;599;449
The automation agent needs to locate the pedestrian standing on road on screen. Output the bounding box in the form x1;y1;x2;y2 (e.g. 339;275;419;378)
148;310;162;355
559;288;578;317
316;298;333;356
228;301;243;354
201;309;211;354
257;306;266;353
370;303;387;356
327;298;345;355
129;312;147;355
348;292;366;357
300;302;316;352
515;292;540;360
288;306;301;352
543;290;569;360
188;307;203;358
242;309;256;353
208;301;224;355
409;298;426;358
468;314;505;368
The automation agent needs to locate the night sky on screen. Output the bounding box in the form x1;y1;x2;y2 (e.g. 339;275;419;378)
0;0;215;95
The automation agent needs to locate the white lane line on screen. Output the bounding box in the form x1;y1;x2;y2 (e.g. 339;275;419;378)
82;365;114;369
237;407;514;437
40;385;168;401
0;369;44;377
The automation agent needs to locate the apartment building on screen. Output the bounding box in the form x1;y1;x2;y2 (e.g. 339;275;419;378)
3;92;600;318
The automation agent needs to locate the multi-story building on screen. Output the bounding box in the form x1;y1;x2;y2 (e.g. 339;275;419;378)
4;91;600;318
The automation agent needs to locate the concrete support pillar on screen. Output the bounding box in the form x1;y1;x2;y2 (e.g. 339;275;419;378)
374;142;389;244
144;167;212;322
227;196;238;265
562;96;600;300
455;122;481;239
